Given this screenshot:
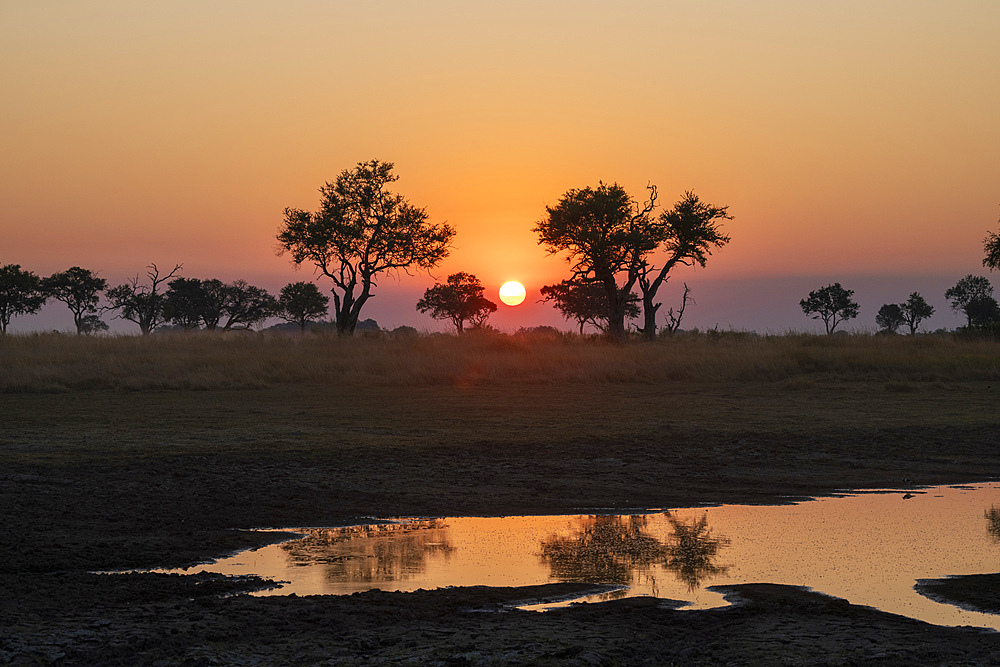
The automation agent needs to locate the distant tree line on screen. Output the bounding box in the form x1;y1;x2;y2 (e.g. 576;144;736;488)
0;261;333;336
795;216;1000;335
800;275;999;336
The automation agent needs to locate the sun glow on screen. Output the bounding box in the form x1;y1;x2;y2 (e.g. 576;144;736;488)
498;281;526;306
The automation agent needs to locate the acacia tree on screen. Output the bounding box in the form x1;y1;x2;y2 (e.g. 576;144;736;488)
277;160;455;335
945;275;994;327
899;292;934;335
539;279;640;334
534;182;658;343
105;263;181;335
637;191;731;340
219;280;276;331
416;272;497;333
0;264;46;334
800;283;859;334
196;279;227;330
42;267;107;334
875;303;905;334
163;277;206;330
277;282;329;333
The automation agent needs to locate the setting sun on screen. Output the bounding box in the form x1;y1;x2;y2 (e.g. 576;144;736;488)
498;281;526;306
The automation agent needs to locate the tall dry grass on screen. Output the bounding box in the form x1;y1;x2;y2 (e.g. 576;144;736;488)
0;330;998;392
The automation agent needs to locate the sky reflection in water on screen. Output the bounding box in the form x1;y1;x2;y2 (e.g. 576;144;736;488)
168;483;1000;629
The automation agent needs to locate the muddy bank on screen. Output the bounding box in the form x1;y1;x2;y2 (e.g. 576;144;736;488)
3;382;1000;663
5;573;1000;666
917;574;1000;616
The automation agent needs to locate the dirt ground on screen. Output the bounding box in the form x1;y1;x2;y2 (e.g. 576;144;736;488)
3;380;1000;665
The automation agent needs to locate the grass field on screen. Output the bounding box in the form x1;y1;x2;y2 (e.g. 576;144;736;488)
2;329;999;392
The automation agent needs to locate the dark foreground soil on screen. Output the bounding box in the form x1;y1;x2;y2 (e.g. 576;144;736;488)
3;381;1000;665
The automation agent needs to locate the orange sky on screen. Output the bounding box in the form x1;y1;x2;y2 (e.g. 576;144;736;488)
2;2;998;332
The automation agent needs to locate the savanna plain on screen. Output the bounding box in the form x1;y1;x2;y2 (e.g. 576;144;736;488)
3;331;1000;665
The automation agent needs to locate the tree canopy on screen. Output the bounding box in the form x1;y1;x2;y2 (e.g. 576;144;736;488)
637;191;730;340
945;275;994;327
42;267;107;335
899;292;934;335
985;220;1000;272
539;279;639;334
276;282;329;333
535;183;730;342
277;160;455;335
534;182;657;342
163;277;207;330
875;303;904;334
164;278;277;331
0;264;46;334
800;283;859;334
220;280;277;331
416;272;497;333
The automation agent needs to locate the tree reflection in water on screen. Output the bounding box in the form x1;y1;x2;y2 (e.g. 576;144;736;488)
663;512;731;592
280;520;454;584
985;506;1000;543
539;513;731;593
539;515;666;585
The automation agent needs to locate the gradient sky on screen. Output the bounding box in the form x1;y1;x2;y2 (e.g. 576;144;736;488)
3;2;998;333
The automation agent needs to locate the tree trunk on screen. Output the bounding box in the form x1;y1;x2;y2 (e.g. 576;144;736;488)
335;309;357;336
605;283;628;343
333;289;355;335
637;270;667;342
641;293;660;341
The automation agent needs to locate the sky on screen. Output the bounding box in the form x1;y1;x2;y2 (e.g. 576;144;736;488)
2;1;998;333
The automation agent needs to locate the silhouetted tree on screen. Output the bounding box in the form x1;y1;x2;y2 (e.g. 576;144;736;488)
800;283;859;334
78;314;108;335
42;267;107;335
539;279;639;334
945;275;994;327
637;192;731;340
199;279;228;330
899;292;935;335
277;281;329;333
0;264;46;334
219;280;276;331
105;263;181;335
163;277;207;330
416;272;497;333
875;303;905;333
967;295;1000;327
985;220;1000;272
277;160;455;335
534;182;658;343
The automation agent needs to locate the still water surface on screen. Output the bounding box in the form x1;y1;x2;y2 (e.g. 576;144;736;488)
167;483;1000;629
